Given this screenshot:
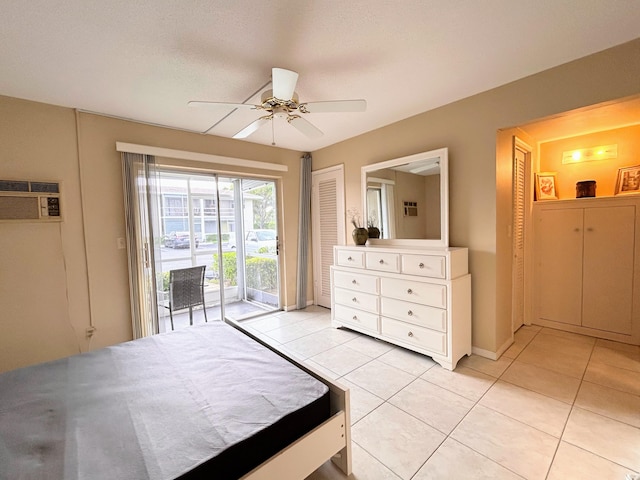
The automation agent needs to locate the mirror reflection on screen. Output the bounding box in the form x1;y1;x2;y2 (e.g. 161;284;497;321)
362;148;448;247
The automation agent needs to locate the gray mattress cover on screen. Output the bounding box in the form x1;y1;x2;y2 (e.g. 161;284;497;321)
0;322;329;479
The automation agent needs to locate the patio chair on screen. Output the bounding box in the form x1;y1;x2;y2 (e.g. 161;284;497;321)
166;265;208;330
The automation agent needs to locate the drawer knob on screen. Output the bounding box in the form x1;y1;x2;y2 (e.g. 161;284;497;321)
347;256;353;261
408;331;414;337
352;279;357;284
352;315;358;321
379;259;384;264
419;262;425;268
352;297;357;302
407;310;413;316
407;288;413;294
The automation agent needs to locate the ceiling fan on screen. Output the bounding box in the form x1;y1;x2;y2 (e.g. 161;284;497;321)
188;67;366;140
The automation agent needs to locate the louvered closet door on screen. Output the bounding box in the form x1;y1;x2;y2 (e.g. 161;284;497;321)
312;166;345;308
512;147;527;330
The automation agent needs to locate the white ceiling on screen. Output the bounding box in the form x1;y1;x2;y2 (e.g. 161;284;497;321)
2;0;639;152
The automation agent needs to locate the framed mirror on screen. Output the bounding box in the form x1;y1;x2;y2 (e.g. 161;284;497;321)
362;147;448;247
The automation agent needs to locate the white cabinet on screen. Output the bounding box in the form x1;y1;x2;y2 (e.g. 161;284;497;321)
533;197;640;344
331;245;471;370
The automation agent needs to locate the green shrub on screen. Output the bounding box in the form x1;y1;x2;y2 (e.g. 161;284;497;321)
246;257;277;291
159;271;170;291
212;251;238;286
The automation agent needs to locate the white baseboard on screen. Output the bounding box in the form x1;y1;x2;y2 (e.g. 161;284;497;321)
284;300;314;312
471;346;498;360
472;336;513;361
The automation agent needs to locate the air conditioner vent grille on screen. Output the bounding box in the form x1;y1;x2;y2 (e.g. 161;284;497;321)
0;180;29;192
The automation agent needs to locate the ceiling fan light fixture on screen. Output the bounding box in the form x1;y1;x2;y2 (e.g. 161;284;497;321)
272;68;299;101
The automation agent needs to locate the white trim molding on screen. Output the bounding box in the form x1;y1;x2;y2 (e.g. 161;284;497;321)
115;142;288;172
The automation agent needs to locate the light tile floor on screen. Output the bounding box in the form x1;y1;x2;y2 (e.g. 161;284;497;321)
242;306;640;480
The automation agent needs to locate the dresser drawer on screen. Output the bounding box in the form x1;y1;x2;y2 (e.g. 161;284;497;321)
334;288;379;314
380;277;447;309
334;304;379;333
381;318;446;355
336;249;365;268
333;269;379;294
381;297;446;332
401;254;446;279
366;251;400;273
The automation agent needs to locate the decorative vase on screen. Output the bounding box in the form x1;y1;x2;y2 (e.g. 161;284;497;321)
367;227;380;239
352;227;368;246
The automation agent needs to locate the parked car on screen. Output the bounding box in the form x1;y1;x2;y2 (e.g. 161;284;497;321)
228;229;277;254
164;231;198;249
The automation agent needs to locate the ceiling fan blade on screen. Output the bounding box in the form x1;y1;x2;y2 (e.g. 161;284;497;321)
288;116;323;138
188;101;257;109
272;68;298;101
233;117;270;139
300;99;367;113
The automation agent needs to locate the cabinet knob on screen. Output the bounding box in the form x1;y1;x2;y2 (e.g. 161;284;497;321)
352;297;357;302
574;228;580;232
407;288;413;294
408;331;414;338
419;263;425;268
379;259;384;264
407;310;413;316
352;279;357;284
587;227;594;232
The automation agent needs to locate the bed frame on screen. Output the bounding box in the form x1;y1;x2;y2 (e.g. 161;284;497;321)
228;319;352;480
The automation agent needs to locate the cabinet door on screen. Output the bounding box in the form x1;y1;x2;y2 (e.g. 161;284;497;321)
582;205;635;335
535;208;583;325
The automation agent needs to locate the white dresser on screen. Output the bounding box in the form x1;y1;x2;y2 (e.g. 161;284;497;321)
331;245;472;370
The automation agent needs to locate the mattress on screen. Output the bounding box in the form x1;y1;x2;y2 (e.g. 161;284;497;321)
0;322;330;480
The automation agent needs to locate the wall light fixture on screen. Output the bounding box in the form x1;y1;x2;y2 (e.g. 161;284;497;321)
562;144;618;164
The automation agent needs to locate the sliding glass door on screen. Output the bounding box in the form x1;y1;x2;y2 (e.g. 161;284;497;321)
124;159;282;334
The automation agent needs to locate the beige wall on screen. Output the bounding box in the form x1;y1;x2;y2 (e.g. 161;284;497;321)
2;38;639;371
313;38;640;354
0;98;304;372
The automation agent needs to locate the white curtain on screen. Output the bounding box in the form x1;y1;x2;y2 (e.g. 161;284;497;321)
296;153;312;309
121;152;161;338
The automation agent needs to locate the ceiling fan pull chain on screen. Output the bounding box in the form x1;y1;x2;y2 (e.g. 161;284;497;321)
271;118;276;146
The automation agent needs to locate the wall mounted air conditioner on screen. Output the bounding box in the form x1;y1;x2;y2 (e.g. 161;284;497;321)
0;180;62;222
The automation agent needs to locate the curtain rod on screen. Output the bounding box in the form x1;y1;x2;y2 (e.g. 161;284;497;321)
115;142;288;172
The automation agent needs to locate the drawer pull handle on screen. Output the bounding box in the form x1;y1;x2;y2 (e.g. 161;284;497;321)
347;256;353;261
407;288;413;294
407;310;413;316
352;279;357;284
419;263;425;268
352;297;357;302
408;331;414;338
379;259;384;264
352;315;358;321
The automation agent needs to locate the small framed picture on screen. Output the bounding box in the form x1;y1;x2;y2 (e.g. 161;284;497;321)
614;165;640;195
535;172;558;200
